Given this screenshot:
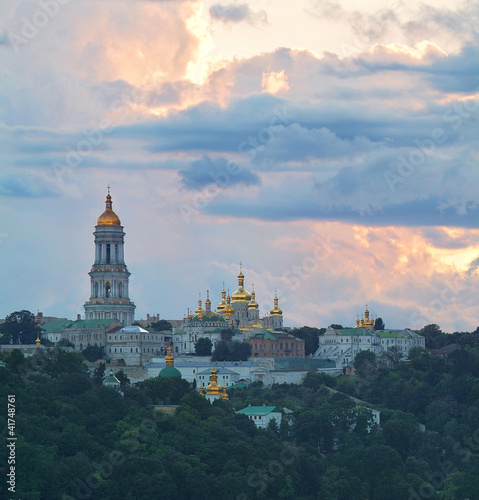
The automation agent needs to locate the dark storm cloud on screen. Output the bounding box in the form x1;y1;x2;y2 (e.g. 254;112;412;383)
179;155;260;190
209;3;268;25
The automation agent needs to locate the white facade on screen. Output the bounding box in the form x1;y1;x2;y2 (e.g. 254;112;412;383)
315;327;426;366
145;358;271;384
196;367;240;389
106;325;168;366
237;406;282;429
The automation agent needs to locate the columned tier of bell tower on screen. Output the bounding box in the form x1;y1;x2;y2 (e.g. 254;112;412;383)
84;191;136;325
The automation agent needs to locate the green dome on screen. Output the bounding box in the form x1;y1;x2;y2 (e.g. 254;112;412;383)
159;366;182;378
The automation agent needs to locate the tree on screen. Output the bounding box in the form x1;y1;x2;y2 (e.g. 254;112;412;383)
82;345;105;362
374;317;385;331
330;324;343;330
195;337;212;356
115;369;131;387
380;346;403;369
212;340;251;361
420;324;444;348
220;329;234;342
303;370;336;389
353;350;377;379
149;320;173;331
57;338;74;347
93;362;106;384
290;326;323;355
0;310;40;345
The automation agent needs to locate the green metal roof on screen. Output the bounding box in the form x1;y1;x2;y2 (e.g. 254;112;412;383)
41;320;73;333
250;331;302;342
103;375;120;384
376;331;408;339
237;406;281;416
66;319;116;329
336;328;374;336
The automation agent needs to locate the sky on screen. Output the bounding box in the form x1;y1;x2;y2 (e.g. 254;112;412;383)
1;0;479;333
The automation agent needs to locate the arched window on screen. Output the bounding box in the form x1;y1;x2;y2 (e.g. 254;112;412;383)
94;282;98;298
119;282;123;298
105;283;111;298
106;243;111;264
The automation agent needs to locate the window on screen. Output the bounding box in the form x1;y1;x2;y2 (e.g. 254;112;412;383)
119;282;123;298
105;283;111;298
106;243;111;264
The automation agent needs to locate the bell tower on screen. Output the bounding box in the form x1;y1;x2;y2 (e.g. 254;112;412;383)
84;189;136;325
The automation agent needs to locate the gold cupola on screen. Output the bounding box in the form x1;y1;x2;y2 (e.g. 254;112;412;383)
270;291;283;316
363;305;374;327
223;292;235;326
195;294;204;318
205;290;212;312
231;264;252;302
97;189;121;226
217;283;227;312
248;284;259;310
206;366;222;396
222;386;229;400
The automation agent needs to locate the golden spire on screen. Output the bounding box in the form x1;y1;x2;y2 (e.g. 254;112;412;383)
199;386;205;396
186;308;191;321
248;283;259;310
206;366;222;395
217;282;227;312
270;290;283;316
97;189;121;226
231;263;251;302
205;290;211;312
363;304;374;327
165;346;174;367
35;312;41;349
223;291;235;327
195;293;204;317
222;386;229;400
355;316;360;328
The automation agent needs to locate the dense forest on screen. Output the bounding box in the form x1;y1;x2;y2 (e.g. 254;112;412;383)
0;342;478;499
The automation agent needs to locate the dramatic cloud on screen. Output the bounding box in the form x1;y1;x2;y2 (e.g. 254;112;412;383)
2;0;479;332
179;155;260;189
209;3;268;25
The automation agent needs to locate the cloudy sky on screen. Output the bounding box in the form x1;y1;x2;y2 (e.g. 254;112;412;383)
1;0;479;332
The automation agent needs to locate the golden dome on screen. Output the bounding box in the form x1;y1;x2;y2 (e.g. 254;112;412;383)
248;288;259;310
165;346;174;367
206;366;222;395
195;295;204;316
97;193;121;226
217;284;227;312
231;265;251;302
222;386;229;400
205;290;212;311
270;293;283;316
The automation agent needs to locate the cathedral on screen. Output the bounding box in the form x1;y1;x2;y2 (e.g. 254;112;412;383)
186;266;284;330
84;190;136;325
173;266;285;355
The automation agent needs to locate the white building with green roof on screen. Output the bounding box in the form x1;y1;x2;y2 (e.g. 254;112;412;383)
236;405;282;429
315;326;425;367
